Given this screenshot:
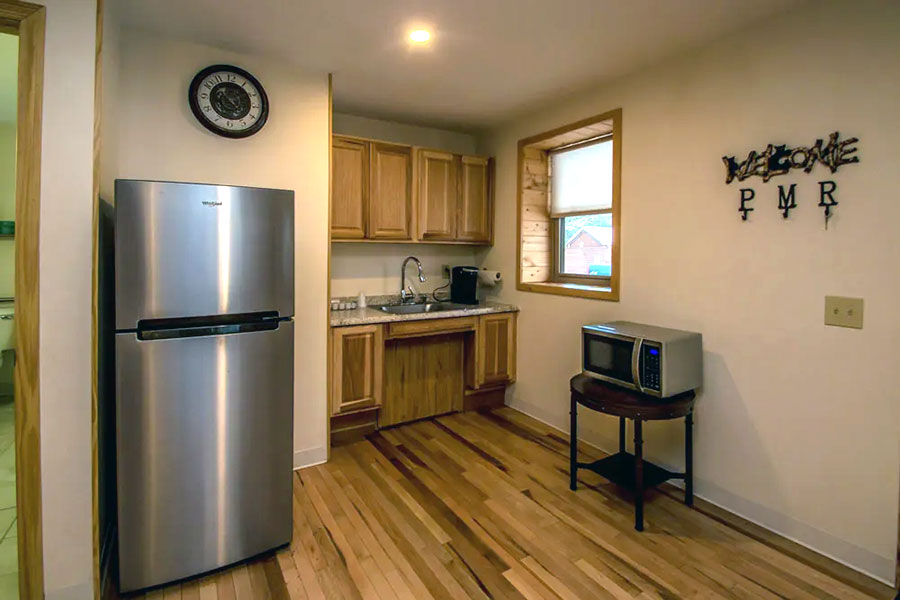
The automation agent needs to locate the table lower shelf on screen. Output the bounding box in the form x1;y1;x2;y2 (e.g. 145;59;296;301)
577;451;682;492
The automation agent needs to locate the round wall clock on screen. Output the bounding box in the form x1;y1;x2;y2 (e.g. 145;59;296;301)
188;64;269;138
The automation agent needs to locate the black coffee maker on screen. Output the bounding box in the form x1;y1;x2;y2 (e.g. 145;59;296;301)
450;266;479;305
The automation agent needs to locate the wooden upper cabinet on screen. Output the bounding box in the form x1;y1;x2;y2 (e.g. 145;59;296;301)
331;134;493;244
369;143;413;240
457;155;491;243
331;324;384;416
331;137;367;239
476;313;517;388
417;150;458;240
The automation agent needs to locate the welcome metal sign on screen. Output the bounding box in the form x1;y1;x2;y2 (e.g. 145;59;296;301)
722;131;859;226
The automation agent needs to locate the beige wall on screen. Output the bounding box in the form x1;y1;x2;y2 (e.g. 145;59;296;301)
101;28;331;468
330;113;488;299
0;122;14;297
333;112;477;154
481;0;900;583
332;243;484;298
37;1;98;598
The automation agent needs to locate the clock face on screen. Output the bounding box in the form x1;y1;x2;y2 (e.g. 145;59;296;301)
188;65;269;138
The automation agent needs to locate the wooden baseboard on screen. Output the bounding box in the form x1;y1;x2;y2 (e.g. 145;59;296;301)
463;385;507;411
330;409;378;446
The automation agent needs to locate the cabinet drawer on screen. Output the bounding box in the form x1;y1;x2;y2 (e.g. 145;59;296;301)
386;316;477;339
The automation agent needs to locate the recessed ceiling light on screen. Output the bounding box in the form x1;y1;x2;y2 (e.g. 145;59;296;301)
409;29;431;44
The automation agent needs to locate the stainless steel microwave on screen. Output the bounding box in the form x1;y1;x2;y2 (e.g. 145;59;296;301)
582;321;702;398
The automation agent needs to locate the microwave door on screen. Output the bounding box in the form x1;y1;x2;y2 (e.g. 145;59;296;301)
584;334;637;388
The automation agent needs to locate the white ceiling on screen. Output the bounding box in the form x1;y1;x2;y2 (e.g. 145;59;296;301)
0;33;17;124
116;0;804;132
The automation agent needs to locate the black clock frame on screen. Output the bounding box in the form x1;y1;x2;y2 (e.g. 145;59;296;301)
188;64;269;139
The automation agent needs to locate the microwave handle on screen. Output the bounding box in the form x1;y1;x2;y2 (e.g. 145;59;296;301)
632;338;644;393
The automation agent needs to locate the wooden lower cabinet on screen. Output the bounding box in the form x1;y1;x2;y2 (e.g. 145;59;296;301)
381;334;465;427
476;312;517;388
330;312;517;441
331;324;383;415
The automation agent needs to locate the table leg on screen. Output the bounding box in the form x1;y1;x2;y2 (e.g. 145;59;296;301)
619;417;626;454
634;418;644;531
685;412;694;507
569;393;578;491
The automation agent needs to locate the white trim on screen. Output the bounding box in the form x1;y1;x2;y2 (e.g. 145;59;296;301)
293;446;328;470
505;396;895;586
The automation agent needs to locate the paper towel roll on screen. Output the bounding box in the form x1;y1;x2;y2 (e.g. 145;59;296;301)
478;270;502;286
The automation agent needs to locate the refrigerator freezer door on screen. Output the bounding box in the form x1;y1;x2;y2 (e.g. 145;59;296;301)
115;180;294;330
115;322;294;592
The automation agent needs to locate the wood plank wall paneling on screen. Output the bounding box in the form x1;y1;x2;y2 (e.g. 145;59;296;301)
7;2;46;598
519;147;550;283
110;407;895;600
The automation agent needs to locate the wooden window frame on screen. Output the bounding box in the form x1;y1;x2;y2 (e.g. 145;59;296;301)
516;108;622;301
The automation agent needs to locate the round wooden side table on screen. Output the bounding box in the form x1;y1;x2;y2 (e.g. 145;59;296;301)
569;373;696;531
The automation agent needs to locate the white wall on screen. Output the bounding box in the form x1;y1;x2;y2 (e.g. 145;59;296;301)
330;113;487;300
481;0;900;583
102;28;331;468
38;1;98;598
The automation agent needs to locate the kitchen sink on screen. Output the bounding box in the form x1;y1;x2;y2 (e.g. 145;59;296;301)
378;302;471;315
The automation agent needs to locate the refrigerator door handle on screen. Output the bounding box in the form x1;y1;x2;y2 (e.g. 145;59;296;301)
137;319;284;341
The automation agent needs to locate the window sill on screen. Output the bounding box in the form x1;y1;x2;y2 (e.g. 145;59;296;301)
517;281;619;301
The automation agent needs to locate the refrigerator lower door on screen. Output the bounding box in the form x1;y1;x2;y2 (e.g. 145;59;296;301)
115;322;294;592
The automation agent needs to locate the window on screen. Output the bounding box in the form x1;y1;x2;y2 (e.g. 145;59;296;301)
550;137;613;285
516;109;621;301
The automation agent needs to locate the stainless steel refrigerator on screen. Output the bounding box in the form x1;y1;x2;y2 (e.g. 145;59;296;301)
114;180;294;592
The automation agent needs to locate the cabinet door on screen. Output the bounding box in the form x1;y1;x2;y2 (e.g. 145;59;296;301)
457;156;491;243
417;150;457;240
369;143;412;239
331;137;368;239
332;325;383;415
476;313;517;387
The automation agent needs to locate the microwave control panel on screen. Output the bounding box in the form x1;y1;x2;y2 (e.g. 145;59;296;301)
640;343;662;392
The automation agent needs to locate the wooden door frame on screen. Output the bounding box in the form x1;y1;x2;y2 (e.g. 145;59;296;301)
0;1;45;599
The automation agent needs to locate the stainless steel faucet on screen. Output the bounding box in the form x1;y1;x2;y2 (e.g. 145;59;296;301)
400;256;426;304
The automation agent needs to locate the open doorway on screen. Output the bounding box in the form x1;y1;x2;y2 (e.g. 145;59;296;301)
0;29;17;597
0;2;45;598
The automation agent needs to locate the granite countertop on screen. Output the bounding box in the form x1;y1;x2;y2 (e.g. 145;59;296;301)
331;300;518;327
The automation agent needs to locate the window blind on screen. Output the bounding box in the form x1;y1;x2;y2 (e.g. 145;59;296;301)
549;138;613;217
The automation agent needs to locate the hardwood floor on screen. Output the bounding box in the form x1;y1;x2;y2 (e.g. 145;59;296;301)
120;408;893;600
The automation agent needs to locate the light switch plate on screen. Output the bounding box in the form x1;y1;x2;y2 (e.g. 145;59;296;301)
824;296;864;329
